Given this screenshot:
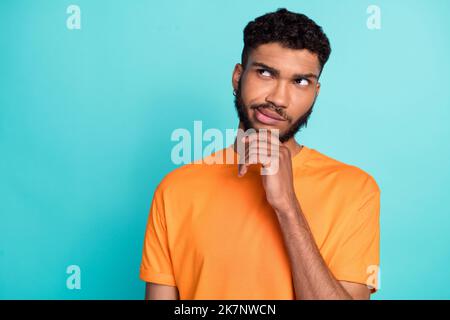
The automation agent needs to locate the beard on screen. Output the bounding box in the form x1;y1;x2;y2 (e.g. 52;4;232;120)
233;78;316;143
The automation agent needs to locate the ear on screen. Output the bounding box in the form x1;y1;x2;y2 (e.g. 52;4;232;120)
315;81;321;97
232;63;243;92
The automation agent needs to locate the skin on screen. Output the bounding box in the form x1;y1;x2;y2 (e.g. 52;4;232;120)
234;42;321;149
146;42;372;300
145;282;179;300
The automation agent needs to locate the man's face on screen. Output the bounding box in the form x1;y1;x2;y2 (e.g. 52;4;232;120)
233;42;321;143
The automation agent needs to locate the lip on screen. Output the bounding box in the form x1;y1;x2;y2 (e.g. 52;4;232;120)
254;107;286;125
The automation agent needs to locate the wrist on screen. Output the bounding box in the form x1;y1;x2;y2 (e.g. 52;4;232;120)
273;198;300;217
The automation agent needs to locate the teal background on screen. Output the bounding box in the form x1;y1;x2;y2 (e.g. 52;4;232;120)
1;0;449;299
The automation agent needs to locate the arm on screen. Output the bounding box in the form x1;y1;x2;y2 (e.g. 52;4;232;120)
145;282;179;300
237;133;373;300
274;200;371;300
141;186;179;300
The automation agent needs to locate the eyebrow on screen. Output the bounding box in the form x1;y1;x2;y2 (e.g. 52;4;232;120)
251;62;319;80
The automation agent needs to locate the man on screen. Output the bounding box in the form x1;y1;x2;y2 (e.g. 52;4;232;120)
140;8;380;300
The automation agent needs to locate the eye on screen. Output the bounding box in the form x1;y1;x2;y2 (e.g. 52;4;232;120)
257;68;272;77
295;78;310;87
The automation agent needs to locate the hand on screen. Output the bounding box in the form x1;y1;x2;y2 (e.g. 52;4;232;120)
237;131;298;213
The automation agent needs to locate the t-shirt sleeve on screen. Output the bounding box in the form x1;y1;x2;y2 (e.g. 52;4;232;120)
329;187;381;293
139;186;177;286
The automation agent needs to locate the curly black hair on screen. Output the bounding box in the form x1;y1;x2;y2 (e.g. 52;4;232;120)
241;8;331;74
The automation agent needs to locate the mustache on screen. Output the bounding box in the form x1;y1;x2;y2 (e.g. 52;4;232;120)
250;103;290;121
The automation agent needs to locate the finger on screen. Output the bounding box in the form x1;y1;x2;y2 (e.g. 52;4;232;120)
245;150;259;165
248;149;279;166
248;151;270;166
242;130;280;146
247;139;279;159
243;136;279;158
238;163;248;177
242;129;279;140
237;131;279;177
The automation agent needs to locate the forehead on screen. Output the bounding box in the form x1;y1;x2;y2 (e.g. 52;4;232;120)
246;42;321;76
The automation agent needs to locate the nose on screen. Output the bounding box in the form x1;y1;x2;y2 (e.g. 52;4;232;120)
265;81;289;109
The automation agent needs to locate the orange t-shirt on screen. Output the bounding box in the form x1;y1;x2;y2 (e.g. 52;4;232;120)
140;145;380;299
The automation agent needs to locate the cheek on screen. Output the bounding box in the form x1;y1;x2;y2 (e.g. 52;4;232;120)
241;75;272;104
286;93;316;120
292;91;315;110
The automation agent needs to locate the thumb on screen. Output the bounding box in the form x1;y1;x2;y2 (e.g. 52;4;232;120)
238;163;248;177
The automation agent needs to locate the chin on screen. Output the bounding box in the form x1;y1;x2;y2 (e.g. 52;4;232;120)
251;124;285;137
252;118;282;129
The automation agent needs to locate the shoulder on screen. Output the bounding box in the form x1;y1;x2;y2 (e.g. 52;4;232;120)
154;148;229;199
154;162;203;196
304;147;380;196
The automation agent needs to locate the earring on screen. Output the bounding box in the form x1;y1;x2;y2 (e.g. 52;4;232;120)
233;90;237;96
